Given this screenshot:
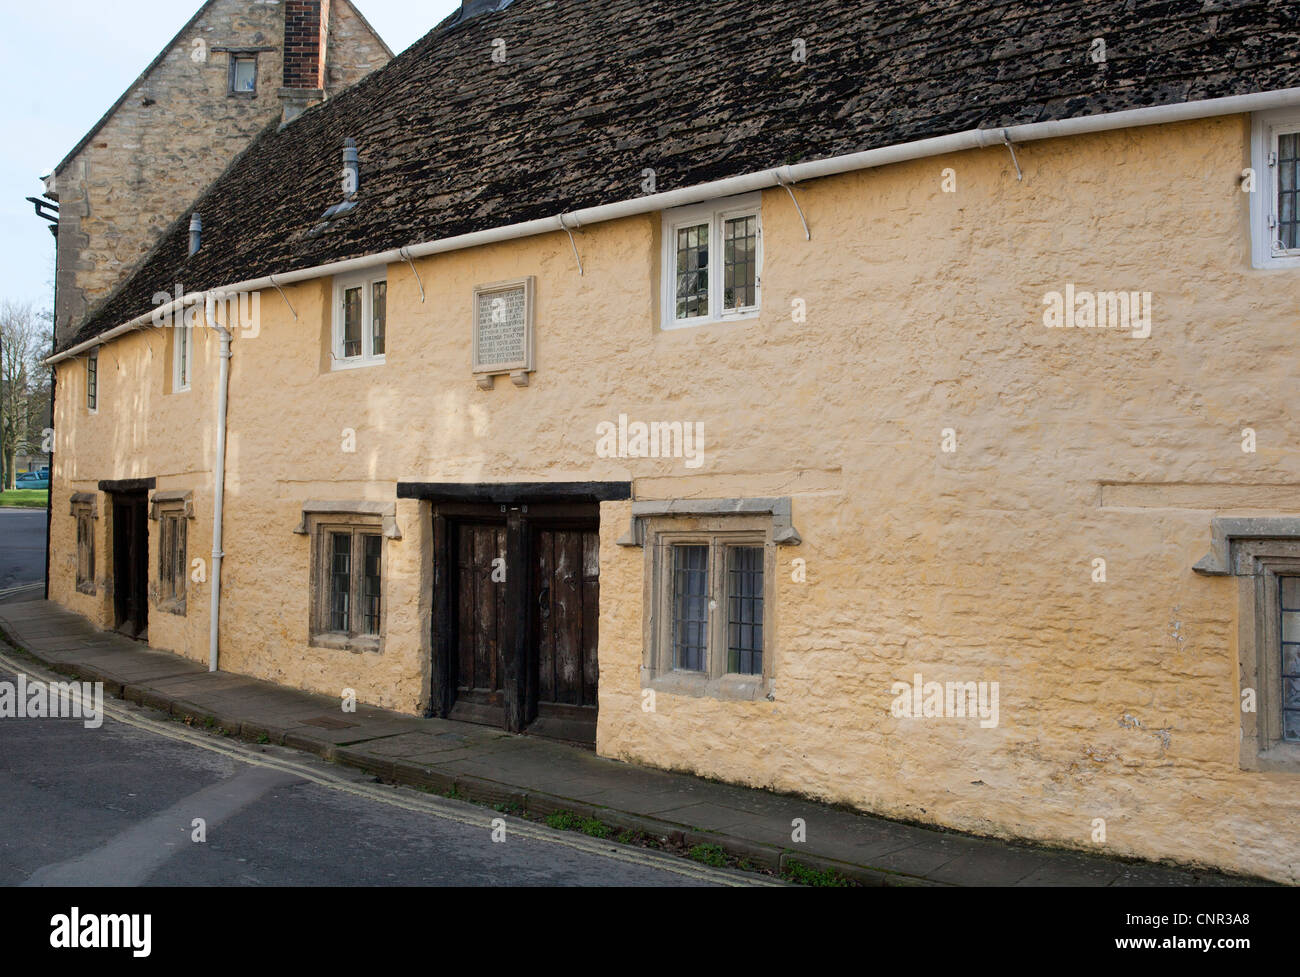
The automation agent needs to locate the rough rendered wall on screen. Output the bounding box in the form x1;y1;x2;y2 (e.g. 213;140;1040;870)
48;116;1300;882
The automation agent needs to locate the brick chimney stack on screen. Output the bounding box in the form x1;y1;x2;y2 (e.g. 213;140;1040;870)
280;0;332;124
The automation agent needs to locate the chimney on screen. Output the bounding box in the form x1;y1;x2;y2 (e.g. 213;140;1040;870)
189;213;202;257
280;0;332;125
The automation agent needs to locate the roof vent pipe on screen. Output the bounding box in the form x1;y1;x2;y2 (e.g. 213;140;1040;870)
189;213;202;257
459;0;515;22
343;138;359;197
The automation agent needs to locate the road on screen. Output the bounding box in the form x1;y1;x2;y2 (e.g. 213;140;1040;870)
0;651;759;887
0;509;46;604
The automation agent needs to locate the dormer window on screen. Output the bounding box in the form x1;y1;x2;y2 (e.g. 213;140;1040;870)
229;55;257;96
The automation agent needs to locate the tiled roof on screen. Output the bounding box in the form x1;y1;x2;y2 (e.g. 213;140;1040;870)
66;0;1300;350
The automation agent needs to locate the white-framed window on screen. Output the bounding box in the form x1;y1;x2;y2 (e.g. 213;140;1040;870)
1250;108;1300;269
229;54;257;96
86;349;98;412
660;193;762;329
331;270;387;369
173;324;192;393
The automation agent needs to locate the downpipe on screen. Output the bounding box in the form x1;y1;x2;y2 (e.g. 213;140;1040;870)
206;292;232;673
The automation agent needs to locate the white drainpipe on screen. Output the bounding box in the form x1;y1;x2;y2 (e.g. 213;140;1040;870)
206;292;232;672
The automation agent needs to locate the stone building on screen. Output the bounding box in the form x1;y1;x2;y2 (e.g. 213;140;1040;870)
40;0;1300;882
43;0;390;346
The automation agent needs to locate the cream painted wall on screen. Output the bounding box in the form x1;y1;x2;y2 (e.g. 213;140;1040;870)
50;115;1300;882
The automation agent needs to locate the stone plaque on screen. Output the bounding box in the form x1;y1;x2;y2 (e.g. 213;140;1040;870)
473;277;534;379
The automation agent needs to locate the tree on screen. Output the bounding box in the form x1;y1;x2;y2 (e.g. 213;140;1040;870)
0;301;53;491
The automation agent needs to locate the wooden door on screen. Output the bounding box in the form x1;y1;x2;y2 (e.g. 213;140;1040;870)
529;526;599;744
111;493;149;640
449;522;507;727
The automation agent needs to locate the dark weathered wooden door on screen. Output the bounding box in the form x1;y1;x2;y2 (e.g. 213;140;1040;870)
528;526;599;745
450;522;507;727
111;493;149;640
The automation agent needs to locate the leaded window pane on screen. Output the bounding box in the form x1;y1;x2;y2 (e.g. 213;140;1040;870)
330;532;352;632
672;544;709;670
1280;133;1300;250
1282;576;1300;741
724;215;757;310
727;546;764;675
87;353;97;410
362;534;382;635
675;223;709;319
342;286;362;358
371;281;386;356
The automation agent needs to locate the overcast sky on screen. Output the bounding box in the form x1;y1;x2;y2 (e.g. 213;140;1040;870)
0;0;460;321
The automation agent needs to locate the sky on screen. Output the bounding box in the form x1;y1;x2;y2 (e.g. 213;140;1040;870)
0;0;461;317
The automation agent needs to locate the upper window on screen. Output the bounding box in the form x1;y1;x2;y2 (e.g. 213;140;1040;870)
173;324;192;393
332;271;387;369
86;350;98;412
661;194;762;329
1250;109;1300;269
229;55;257;96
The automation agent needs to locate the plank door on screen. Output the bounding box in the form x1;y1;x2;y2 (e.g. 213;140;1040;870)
450;522;507;727
529;527;599;745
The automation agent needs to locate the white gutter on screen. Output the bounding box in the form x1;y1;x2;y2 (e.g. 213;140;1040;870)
206;292;232;672
44;85;1300;367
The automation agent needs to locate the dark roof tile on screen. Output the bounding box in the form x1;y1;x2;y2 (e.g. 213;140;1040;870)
66;0;1300;350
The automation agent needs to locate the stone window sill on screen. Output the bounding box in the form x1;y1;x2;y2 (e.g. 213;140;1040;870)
157;598;186;617
641;667;772;702
1254;743;1300;773
311;632;381;655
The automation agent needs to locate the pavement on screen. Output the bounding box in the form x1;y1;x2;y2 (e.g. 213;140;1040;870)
0;599;1271;887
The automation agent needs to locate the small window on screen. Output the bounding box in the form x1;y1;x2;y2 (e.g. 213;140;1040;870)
158;508;188;614
173;324;192;393
646;523;773;698
1250;109;1300;269
311;520;384;651
332;271;387;368
86;350;98;412
229;55;257;95
661;194;761;329
73;501;96;595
